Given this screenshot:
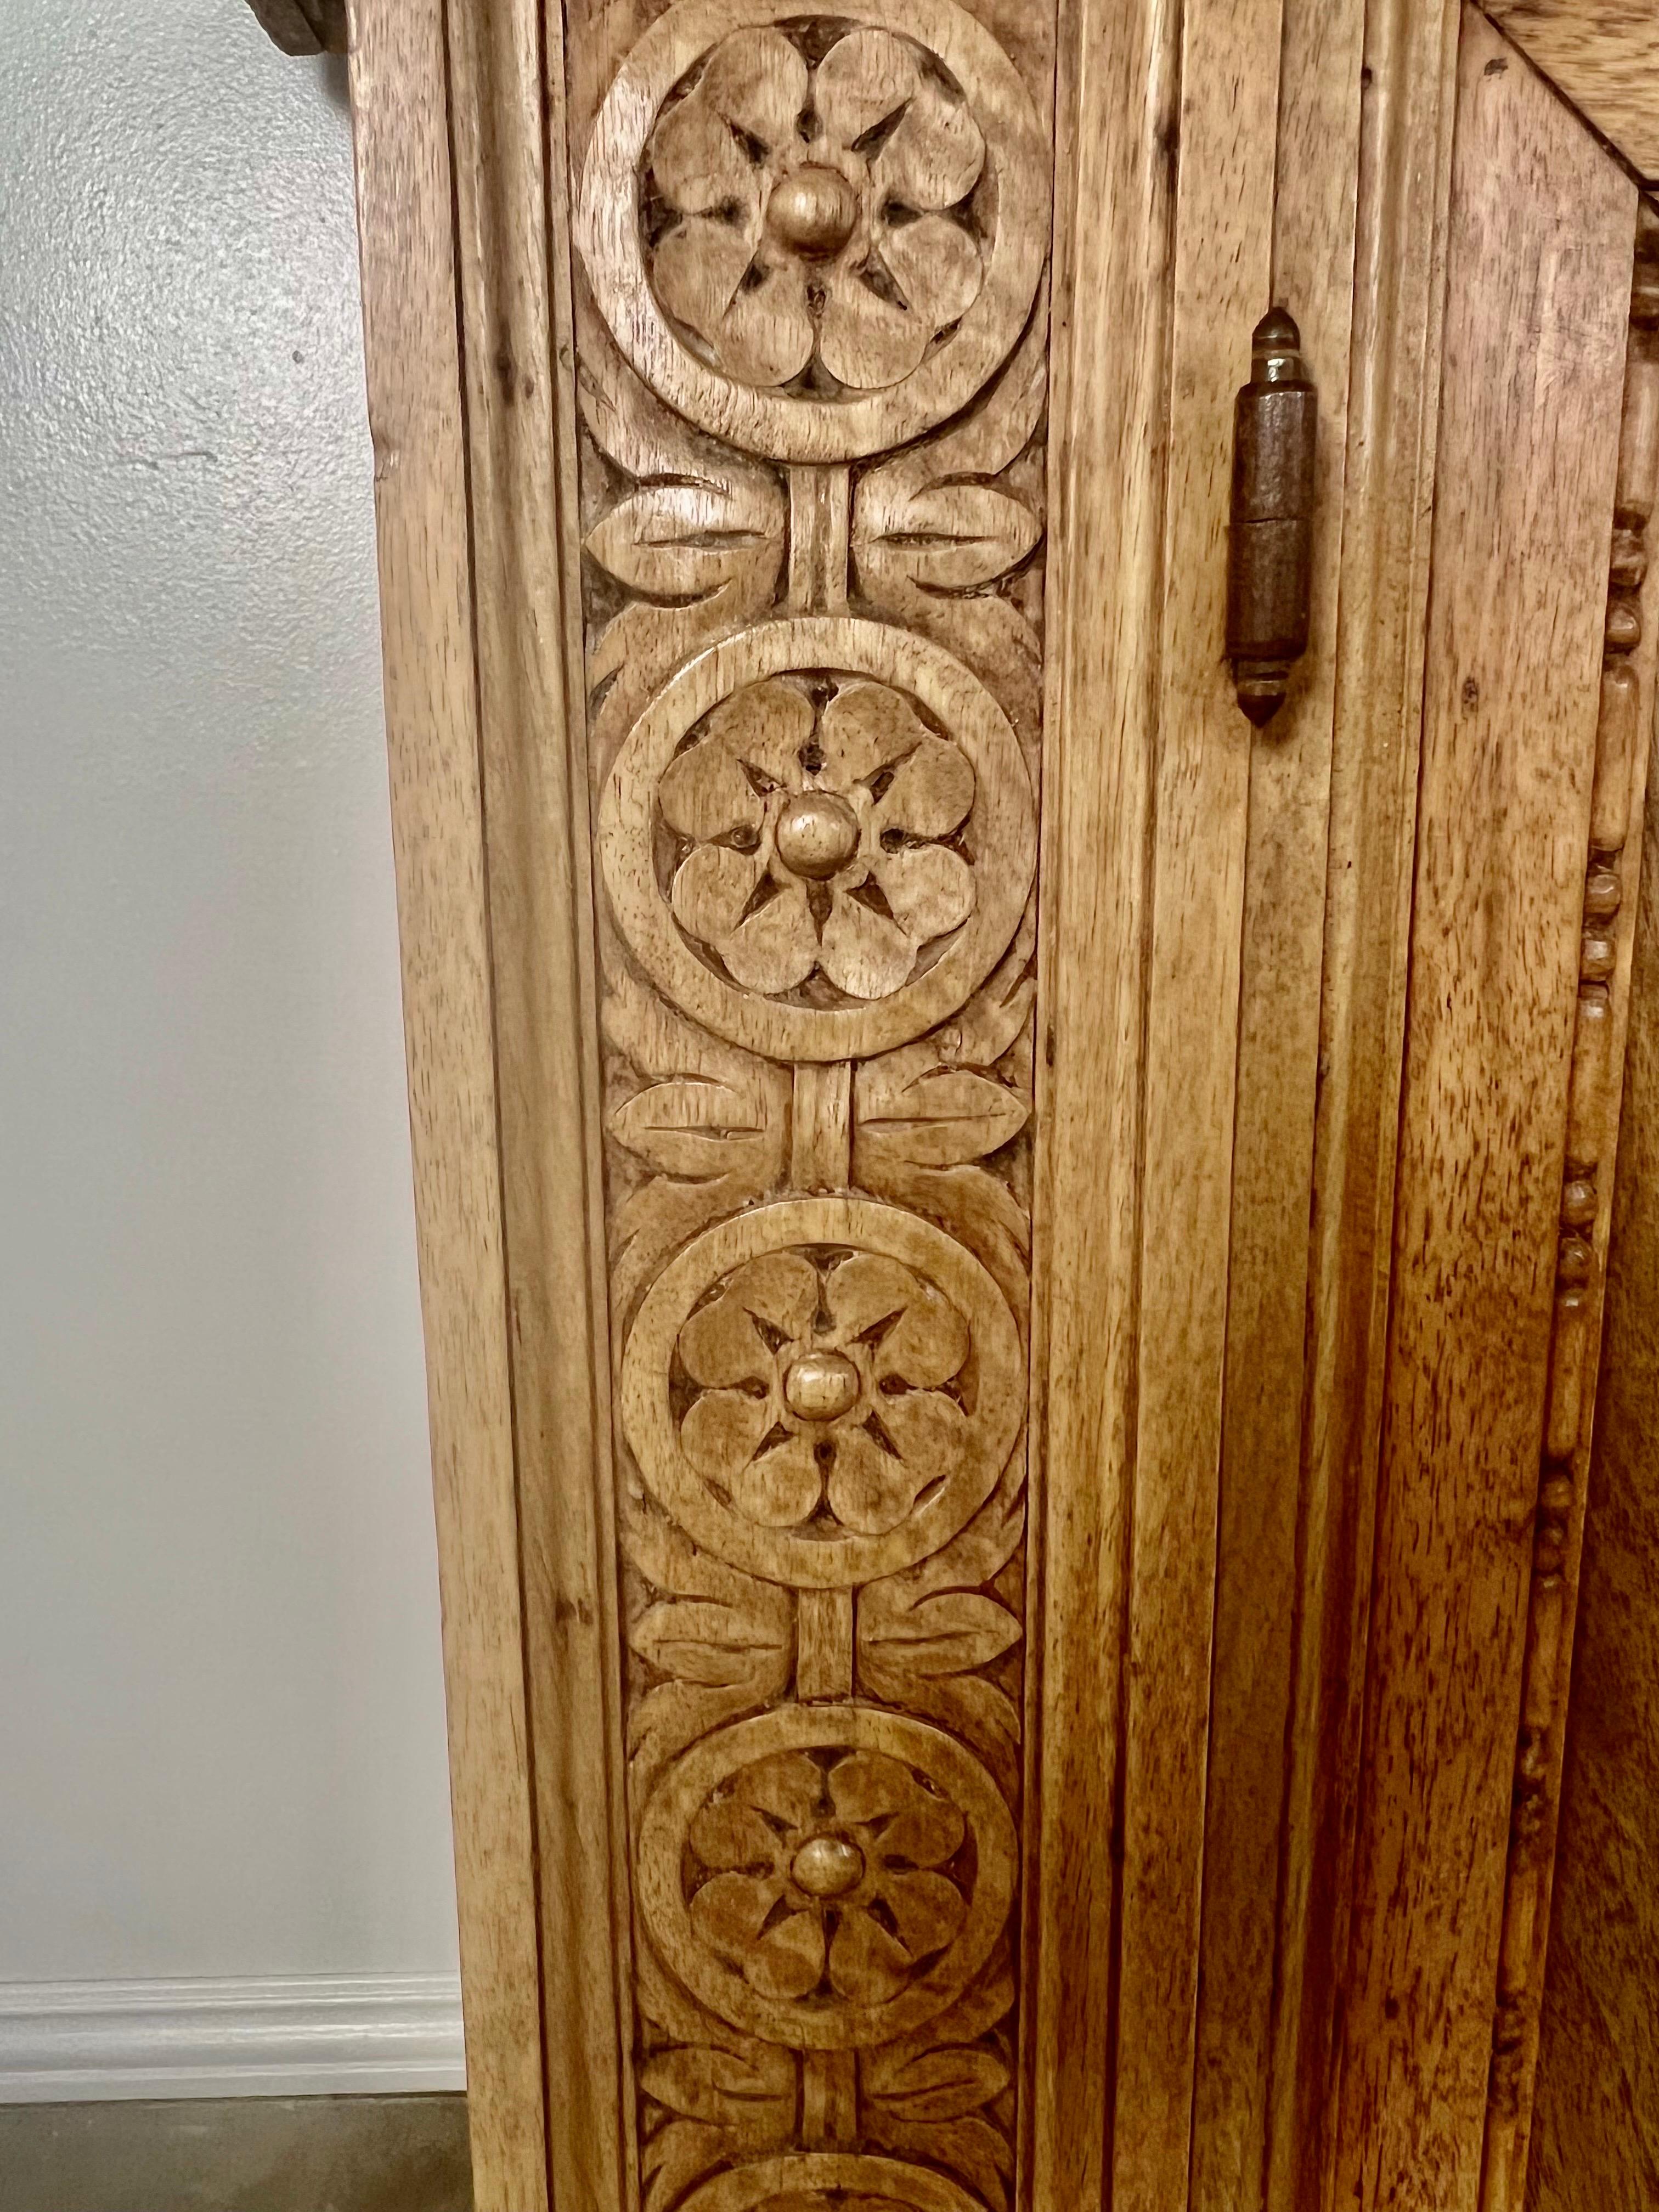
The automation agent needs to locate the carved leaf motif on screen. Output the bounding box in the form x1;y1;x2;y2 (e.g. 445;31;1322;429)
639;2040;794;2212
579;337;786;724
859;1476;1025;1793
853;307;1047;741
854;925;1035;1304
865;2046;1011;2120
857;1066;1029;1170
854;481;1042;594
586;478;780;600
862;1966;1016;2210
611;1077;776;1182
605;973;787;1315
627;1505;791;1787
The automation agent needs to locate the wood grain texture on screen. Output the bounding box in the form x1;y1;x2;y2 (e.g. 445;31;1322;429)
1516;203;1659;2212
1333;15;1637;2209
442;4;633;2208
1529;665;1659;2212
1026;0;1176;2198
345;2;550;2205
1484;1;1659;184
1190;1;1365;2200
1111;4;1282;2206
564;10;1054;2210
1268;7;1468;2208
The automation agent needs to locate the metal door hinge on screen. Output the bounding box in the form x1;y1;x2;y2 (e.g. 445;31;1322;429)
1228;308;1317;726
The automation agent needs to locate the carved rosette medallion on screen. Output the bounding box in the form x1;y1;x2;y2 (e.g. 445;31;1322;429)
622;1199;1023;1584
574;0;1051;2202
577;0;1049;460
599;619;1036;1062
638;1707;1016;2047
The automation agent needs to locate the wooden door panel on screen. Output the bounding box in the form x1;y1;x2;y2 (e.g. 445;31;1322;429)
1334;15;1647;2212
326;0;1655;2202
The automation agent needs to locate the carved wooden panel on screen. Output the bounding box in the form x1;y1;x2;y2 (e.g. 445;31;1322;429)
566;7;1053;2207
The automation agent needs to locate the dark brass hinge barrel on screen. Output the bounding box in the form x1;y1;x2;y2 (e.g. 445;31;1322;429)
1228;308;1317;726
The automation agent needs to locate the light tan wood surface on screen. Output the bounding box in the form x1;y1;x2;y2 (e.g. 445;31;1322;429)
1026;0;1173;2194
1481;199;1659;2212
1333;14;1638;2210
346;2;551;2204
1485;1;1659;184
338;0;1658;2200
1525;206;1659;2212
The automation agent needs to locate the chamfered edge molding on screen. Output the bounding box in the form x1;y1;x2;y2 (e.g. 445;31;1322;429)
0;1973;465;2103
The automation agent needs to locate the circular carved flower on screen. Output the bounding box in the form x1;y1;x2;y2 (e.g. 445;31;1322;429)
662;676;977;1002
687;1746;967;2005
677;1246;972;1536
644;25;986;391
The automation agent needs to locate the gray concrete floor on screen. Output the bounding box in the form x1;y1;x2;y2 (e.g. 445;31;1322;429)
0;2096;473;2212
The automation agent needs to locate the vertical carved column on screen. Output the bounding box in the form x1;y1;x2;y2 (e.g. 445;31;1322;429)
563;8;1054;2207
1482;201;1659;2212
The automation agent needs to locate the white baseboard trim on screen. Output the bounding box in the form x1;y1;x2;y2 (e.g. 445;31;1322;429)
0;1973;466;2102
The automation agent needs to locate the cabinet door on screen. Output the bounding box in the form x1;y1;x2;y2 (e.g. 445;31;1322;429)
330;2;1651;2211
1330;18;1657;2212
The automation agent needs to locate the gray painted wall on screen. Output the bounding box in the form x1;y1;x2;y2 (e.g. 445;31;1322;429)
0;0;457;1997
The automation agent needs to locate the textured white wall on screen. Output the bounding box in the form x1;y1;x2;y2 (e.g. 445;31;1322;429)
0;0;458;1999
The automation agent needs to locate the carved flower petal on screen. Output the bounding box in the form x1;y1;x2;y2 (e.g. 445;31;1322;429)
819;680;928;786
871;845;975;944
698;29;810;149
690;1798;784;1874
735;1750;826;1826
814;27;919;153
648;91;755;214
725;1250;820;1338
731;1434;823;1528
748;1906;827;2000
873;733;975;838
691;1870;779;1960
681;1387;772;1483
718;255;816;388
828;1748;915;1823
828;1903;912;2003
880;1869;966;1959
672;842;765;945
881;212;984;332
679;1290;773;1390
823;1251;918;1341
660;737;765;842
825;1421;919;1534
874;79;986;212
708;679;815;793
819;890;916;1000
653;215;758;348
817;264;932;391
720;879;817;994
874;1388;971;1479
876;1283;970;1391
877;1792;966;1870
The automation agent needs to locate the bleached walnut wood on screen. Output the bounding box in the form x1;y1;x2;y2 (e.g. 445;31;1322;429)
1480;199;1659;2212
345;3;551;2204
340;0;1655;2200
1484;1;1659;184
1333;15;1639;2210
1530;518;1659;2210
569;12;1052;2208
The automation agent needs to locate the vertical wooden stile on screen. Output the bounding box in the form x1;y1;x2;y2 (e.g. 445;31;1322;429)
1334;16;1638;2210
346;2;554;2204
